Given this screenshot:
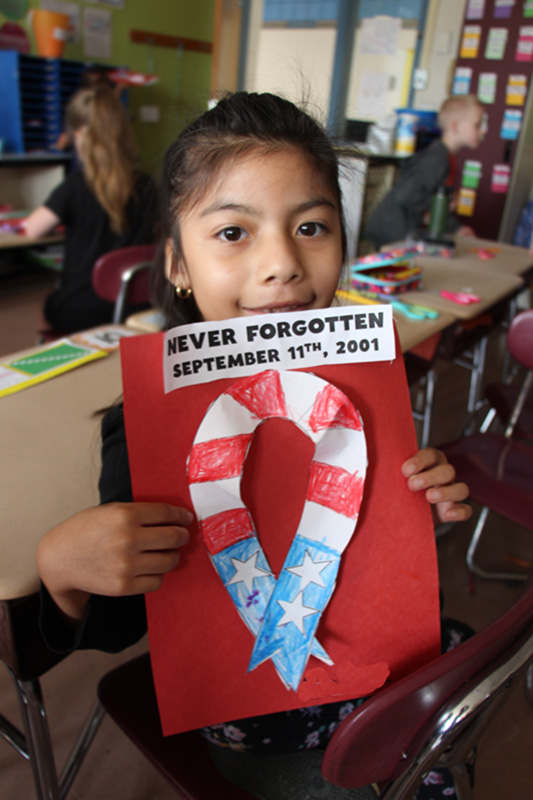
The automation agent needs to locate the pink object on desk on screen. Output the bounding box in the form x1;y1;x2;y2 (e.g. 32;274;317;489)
477;249;497;260
440;290;480;305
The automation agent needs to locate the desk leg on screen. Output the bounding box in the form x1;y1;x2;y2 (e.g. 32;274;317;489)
11;670;60;800
8;668;106;800
467;335;488;415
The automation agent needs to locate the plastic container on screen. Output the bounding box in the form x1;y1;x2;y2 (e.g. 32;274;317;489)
30;10;70;58
395;110;418;155
350;251;422;296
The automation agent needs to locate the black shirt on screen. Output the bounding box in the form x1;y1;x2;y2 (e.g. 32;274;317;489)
44;171;157;329
365;139;460;248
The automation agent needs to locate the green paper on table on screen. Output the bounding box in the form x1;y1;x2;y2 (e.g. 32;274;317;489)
0;340;107;398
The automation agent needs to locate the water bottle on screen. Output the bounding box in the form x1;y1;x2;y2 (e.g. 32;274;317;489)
428;185;449;238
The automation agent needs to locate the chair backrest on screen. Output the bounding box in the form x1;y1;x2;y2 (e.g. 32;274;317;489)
92;243;157;324
507;308;533;371
322;576;533;794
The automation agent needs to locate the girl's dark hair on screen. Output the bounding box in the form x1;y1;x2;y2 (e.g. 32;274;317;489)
153;91;347;328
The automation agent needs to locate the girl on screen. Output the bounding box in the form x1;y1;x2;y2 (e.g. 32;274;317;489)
23;87;158;333
37;92;471;799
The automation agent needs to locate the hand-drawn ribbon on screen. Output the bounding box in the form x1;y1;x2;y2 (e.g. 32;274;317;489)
188;369;367;691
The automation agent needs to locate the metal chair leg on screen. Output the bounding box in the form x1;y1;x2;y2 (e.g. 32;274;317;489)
466;507;529;582
450;762;475;800
467;336;488;415
7;669;106;800
12;673;61;800
420;368;436;449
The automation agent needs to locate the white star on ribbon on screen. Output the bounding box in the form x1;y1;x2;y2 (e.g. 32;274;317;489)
226;550;272;593
286;550;331;590
276;591;320;635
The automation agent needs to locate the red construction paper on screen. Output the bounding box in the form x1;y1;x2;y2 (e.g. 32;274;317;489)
120;328;440;737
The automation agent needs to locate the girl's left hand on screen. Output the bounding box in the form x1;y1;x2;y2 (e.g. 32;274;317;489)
401;447;471;525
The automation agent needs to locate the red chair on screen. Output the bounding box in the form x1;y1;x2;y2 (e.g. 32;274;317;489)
92;243;157;325
322;576;533;799
439;309;533;581
97;579;533;800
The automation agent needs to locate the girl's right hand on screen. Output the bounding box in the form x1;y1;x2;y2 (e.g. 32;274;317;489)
37;502;193;623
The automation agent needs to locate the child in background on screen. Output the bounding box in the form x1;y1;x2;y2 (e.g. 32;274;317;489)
53;67;119;152
365;94;484;249
23;87;158;333
37;93;472;800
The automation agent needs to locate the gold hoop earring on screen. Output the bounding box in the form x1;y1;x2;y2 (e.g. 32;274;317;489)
175;285;192;300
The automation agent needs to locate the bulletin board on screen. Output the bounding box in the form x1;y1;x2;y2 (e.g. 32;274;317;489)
451;0;533;239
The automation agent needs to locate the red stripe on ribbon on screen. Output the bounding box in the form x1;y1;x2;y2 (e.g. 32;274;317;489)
226;369;287;419
189;434;251;483
309;384;362;432
307;461;365;518
199;508;255;555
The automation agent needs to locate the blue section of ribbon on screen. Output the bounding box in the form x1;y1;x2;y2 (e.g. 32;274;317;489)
248;535;341;691
212;538;274;634
211;535;333;689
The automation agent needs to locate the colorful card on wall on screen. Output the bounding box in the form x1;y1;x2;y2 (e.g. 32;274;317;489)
453;67;473;95
525;0;533;18
478;72;497;103
457;187;477;216
485;27;509;59
467;0;485;17
506;74;528;104
492;164;511;192
462;160;482;188
516;25;533;59
460;25;482;57
501;107;523;138
494;0;515;17
120;308;441;737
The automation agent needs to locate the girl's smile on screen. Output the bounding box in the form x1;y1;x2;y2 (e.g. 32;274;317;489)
166;149;344;322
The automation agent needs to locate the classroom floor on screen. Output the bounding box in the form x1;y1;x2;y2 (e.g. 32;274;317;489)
0;270;532;800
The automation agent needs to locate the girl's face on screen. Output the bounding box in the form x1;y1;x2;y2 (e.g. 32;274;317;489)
166;149;344;322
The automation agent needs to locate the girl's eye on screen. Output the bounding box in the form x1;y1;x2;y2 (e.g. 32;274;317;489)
217;226;247;242
298;222;326;237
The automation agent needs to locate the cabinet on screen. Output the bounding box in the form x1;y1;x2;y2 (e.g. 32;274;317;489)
0;51;118;155
337;148;400;260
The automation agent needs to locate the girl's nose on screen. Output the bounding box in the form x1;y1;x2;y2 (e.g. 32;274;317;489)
257;233;304;283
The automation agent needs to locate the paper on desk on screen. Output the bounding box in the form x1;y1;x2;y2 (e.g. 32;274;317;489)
0;326;134;399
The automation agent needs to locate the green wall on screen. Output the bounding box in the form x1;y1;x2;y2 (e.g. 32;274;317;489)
0;0;215;173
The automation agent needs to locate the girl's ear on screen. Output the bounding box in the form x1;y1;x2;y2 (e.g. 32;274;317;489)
164;238;190;289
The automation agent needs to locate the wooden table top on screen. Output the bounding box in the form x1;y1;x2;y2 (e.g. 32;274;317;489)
0;344;123;600
401;260;524;320
0;231;64;249
429;237;533;278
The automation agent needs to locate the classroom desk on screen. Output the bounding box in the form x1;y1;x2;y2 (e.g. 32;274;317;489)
0;346;122;601
126;307;166;333
0;333;125;799
401;260;524;319
0;230;64;250
434;236;533;279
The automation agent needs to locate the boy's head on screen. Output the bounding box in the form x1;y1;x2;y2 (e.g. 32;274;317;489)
438;95;484;152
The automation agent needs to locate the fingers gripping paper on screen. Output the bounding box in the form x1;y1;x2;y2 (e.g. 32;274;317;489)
120;309;440;737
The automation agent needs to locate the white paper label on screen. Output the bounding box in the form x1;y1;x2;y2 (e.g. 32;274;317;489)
163;306;396;392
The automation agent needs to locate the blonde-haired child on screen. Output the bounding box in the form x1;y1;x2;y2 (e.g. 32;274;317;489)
366;94;484;248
